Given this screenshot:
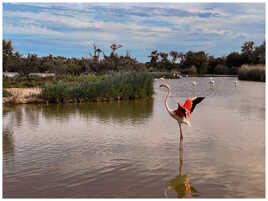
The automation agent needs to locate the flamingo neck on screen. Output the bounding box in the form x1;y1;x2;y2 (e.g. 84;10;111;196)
164;86;173;115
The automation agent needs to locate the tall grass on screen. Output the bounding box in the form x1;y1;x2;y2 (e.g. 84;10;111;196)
41;72;154;103
239;64;265;82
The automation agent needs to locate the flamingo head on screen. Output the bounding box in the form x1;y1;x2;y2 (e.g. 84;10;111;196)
160;83;169;88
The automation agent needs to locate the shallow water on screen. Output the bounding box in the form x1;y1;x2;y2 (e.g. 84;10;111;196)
3;77;265;198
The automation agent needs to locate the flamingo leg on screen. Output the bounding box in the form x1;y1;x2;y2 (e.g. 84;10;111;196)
179;123;183;141
179;139;183;160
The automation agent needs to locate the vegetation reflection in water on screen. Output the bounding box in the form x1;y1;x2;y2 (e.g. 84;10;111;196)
3;107;22;157
47;99;152;125
3;128;15;156
3;98;154;156
4;98;153;123
164;141;199;198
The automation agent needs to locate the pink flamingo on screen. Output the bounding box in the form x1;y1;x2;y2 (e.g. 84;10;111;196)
160;84;204;141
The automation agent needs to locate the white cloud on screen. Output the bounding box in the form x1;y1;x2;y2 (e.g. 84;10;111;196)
4;24;63;36
4;11;102;29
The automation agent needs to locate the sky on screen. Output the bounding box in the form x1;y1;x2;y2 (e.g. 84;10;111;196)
2;2;265;62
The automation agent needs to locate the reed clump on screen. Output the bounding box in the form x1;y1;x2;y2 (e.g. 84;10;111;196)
239;64;265;82
41;72;154;103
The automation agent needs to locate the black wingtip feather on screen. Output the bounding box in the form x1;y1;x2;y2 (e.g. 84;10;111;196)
190;97;205;113
195;97;205;104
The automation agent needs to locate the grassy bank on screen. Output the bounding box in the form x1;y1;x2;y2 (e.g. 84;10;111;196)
239;64;265;82
41;72;154;103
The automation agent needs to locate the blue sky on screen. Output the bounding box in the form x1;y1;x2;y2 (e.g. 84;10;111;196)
3;3;265;62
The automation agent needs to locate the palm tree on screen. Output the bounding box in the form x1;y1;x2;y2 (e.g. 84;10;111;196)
110;43;123;57
148;50;159;65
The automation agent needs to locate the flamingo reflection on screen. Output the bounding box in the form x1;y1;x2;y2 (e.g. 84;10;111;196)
164;141;199;198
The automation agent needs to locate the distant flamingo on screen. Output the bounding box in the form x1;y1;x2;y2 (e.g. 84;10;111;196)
192;81;197;87
160;77;165;81
234;80;238;87
160;84;205;141
209;77;215;88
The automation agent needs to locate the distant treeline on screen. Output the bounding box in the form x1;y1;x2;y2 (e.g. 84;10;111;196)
3;39;265;76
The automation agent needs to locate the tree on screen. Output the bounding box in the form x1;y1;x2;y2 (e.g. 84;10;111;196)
226;52;243;67
158;52;171;71
253;41;265;64
148;50;159;63
241;41;255;64
159;52;169;63
89;43;103;62
110;43;123;57
9;51;22;72
207;56;225;74
19;53;40;75
169;50;179;64
3;39;14;72
27;54;40;73
183;51;209;74
148;50;159;69
41;54;55;73
177;52;185;63
214;64;226;74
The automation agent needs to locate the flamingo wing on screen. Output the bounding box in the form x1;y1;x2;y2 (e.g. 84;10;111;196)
183;99;193;111
174;105;187;118
190;97;205;113
182;99;192;117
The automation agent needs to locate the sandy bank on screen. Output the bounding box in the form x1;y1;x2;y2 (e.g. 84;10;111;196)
3;88;44;104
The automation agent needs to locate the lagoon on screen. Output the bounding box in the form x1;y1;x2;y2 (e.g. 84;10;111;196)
3;77;265;198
